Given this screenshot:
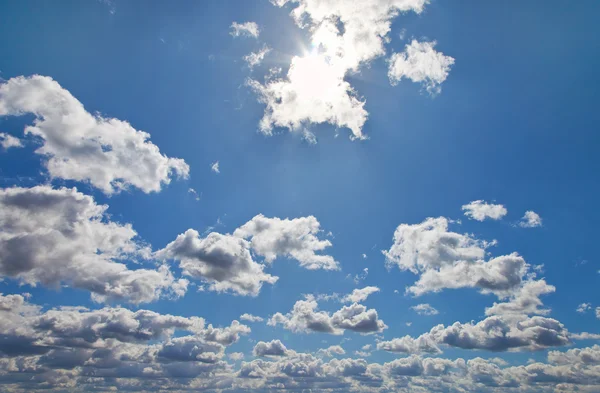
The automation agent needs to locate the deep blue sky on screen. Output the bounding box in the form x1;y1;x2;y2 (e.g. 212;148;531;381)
1;0;599;386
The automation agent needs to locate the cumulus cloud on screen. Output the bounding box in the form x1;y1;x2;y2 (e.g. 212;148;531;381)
244;46;271;70
233;214;338;270
519;211;543;228
230;21;260;38
383;217;528;297
0;185;187;304
411;303;439;316
342;286;380;303
377;335;441;355
251;0;428;140
462;200;508;221
317;345;346;357
268;296;386;335
576;303;592;313
388;40;455;95
0;132;23;149
0;75;189;195
155;229;278;296
253;340;289;357
157;214;336;296
240;313;264;323
211;161;220;173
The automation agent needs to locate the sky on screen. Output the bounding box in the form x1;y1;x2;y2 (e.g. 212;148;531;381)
0;0;599;392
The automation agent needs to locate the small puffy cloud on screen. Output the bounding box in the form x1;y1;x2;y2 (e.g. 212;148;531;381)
597;307;600;319
230;21;260;38
211;161;220;173
462;200;508;221
253;340;288;357
411;303;439;316
342;286;380;303
317;345;346;357
388;40;454;95
240;313;264;323
377;335;441;355
519;211;543;228
0;75;189;195
0;185;186;304
269;296;386;335
0;132;23;149
155;230;278;297
233;214;338;270
244;46;271;70
485;279;555;318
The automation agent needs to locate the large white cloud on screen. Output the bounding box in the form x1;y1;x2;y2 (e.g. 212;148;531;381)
383;217;529;297
155;230;278;296
268;295;386;335
250;0;430;140
0;75;189;195
388;40;455;95
0;185;187;304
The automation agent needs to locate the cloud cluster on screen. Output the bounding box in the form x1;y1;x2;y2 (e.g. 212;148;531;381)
0;185;187;304
268;295;387;335
0;75;189;195
250;0;436;140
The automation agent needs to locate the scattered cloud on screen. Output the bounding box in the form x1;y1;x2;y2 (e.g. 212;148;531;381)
0;132;23;149
0;185;187;304
211;161;220;173
188;188;201;201
230;21;260;38
411;303;439;316
0;75;189;194
388;40;454;95
240;313;264;323
268;295;387;335
462;200;508;221
250;0;429;140
244;46;271;70
342;286;380;303
519;211;543;228
253;340;289;357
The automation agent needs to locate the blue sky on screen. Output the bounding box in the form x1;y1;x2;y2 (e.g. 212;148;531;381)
0;0;599;391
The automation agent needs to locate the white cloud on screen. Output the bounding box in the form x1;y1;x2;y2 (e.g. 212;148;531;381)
228;352;245;361
230;21;260;38
0;132;23;149
269;295;387;335
253;340;289;357
244;46;271;70
342;286;380;303
0;185;187;304
0;75;189;195
240;313;264;322
388;40;454;95
251;0;428;140
384;217;528;297
211;161;220;173
317;345;346;357
377;335;441;354
233;214;338;270
462;200;508;221
519;211;543;228
411;303;439;316
188;188;201;201
155;230;278;297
